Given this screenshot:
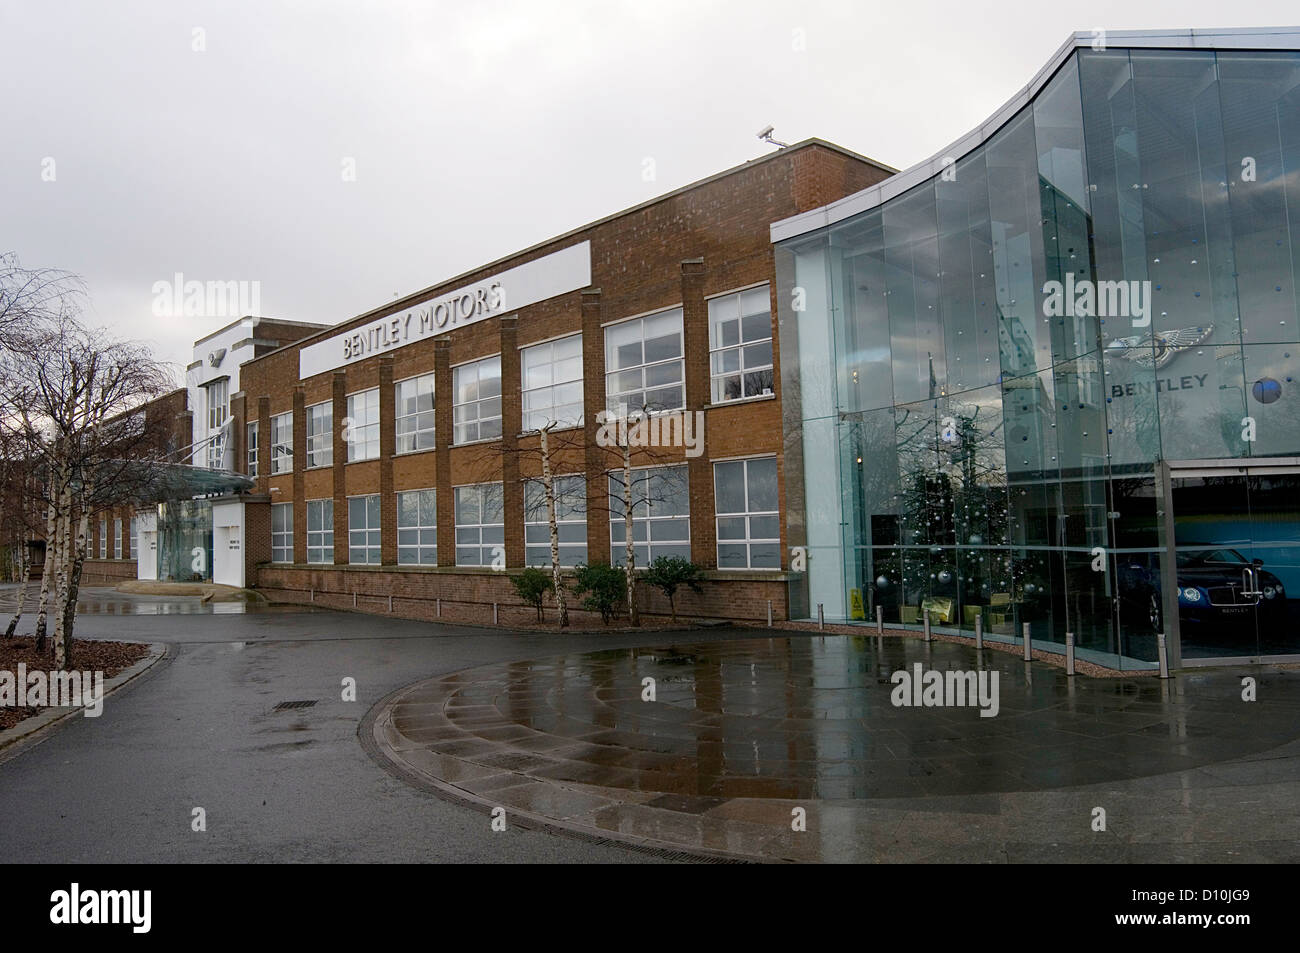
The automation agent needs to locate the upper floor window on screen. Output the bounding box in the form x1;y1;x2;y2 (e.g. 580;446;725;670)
605;308;683;414
129;517;137;558
453;356;502;445
98;519;107;559
207;378;228;430
270;412;293;474
347;389;380;461
395;373;436;454
114;518;122;559
708;285;773;402
246;421;259;477
306;402;332;468
521;334;583;432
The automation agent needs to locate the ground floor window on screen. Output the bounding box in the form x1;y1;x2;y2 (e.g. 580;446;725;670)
307;499;334;564
397;489;437;565
348;495;381;564
609;464;690;566
714;457;780;569
524;474;587;567
271;503;293;563
455;483;504;566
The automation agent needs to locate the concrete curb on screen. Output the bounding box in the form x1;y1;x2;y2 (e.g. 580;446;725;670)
0;641;169;763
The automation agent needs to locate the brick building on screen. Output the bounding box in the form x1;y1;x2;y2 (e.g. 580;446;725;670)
84;139;895;625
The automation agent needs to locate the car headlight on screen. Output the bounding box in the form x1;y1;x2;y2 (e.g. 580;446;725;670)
1181;587;1202;602
1264;585;1276;599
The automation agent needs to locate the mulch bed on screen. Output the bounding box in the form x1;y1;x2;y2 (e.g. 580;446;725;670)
0;637;150;730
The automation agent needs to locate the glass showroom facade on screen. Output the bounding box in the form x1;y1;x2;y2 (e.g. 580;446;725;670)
777;42;1300;668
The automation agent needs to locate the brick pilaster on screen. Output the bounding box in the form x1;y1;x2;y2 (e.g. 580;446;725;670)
293;386;306;565
331;372;348;565
434;339;454;566
378;358;396;565
499;315;523;567
580;289;608;562
681;259;715;568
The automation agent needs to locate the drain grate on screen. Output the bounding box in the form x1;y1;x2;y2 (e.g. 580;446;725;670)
273;700;318;712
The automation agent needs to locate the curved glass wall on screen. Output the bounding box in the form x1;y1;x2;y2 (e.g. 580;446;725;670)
777;47;1300;669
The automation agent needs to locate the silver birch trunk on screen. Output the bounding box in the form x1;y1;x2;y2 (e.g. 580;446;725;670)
33;494;58;647
52;503;85;670
539;425;568;627
4;546;30;637
623;437;638;626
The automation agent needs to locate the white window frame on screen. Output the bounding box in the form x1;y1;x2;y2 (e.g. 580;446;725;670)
129;516;137;559
270;411;293;475
395;372;436;455
206;379;229;469
524;474;587;567
604;307;685;414
453;355;502;445
246;420;259;477
454;482;504;567
608;464;690;567
708;285;774;403
348;494;381;565
306;499;334;564
521;333;584;432
713;456;780;570
397;488;438;565
271;503;293;563
98;519;107;559
306;401;333;469
346;388;380;462
114;518;123;559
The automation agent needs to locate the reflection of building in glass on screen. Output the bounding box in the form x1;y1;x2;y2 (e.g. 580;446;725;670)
776;29;1300;669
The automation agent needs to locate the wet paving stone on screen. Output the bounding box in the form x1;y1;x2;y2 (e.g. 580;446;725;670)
372;636;1300;862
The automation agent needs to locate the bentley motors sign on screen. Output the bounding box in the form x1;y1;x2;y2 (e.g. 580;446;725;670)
298;241;592;379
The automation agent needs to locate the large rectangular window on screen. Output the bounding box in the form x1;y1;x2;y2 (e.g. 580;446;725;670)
604;308;684;413
348;495;381;564
455;483;504;566
98;519;107;558
397;488;437;565
246;420;258;477
306;402;332;468
346;389;380;461
206;379;229;469
271;503;293;563
306;499;334;564
709;285;774;402
714;457;780;569
129;517;137;559
609;464;690;566
114;518;122;559
453;356;502;444
270;412;293;474
524;475;587;567
521;334;583;432
395;373;436;454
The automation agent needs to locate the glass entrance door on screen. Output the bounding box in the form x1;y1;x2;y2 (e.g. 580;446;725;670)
1170;467;1300;660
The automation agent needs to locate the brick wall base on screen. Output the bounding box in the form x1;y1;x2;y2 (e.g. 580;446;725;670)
78;559;139;586
252;565;790;628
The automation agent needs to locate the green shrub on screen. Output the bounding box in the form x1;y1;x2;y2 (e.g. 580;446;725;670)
511;567;554;622
643;555;703;623
571;562;625;624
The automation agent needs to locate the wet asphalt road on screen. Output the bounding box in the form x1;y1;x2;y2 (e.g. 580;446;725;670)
0;592;736;863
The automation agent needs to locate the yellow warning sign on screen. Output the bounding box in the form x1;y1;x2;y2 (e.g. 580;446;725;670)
849;588;865;620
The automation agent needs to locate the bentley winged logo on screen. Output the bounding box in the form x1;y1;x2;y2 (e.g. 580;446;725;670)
1105;325;1212;369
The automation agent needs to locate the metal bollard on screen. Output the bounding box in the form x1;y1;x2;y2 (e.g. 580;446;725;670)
437;597;441;617
310;588;314;603
923;608;932;642
876;604;883;634
353;592;358;608
1157;632;1170;678
1022;622;1032;661
493;602;499;625
817;603;824;630
1065;631;1075;676
388;594;393;613
767;600;773;628
974;614;983;650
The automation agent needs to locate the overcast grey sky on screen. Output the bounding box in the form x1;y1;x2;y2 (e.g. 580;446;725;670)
3;1;1297;381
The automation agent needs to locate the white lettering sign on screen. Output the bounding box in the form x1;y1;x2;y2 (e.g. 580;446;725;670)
299;242;592;379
